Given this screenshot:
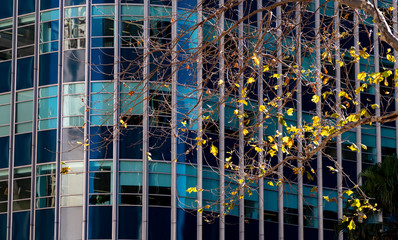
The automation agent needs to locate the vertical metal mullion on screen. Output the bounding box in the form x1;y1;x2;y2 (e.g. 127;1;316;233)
276;2;284;239
7;0;18;238
257;1;264;239
196;2;203;240
218;0;225;238
394;0;398;154
314;0;323;239
171;0;178;239
354;12;362;185
141;0;150;238
112;1;121;239
238;2;244;240
30;0;41;238
82;1;92;239
55;0;63;236
334;2;343;240
295;3;303;240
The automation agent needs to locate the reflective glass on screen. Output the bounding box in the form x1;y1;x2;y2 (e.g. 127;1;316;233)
16;122;33;133
61;162;83;195
0;214;6;240
0;137;9;168
0;0;12;19
40;21;59;42
63;83;84;94
92;37;114;48
38;119;57;130
40;0;58;10
0;94;10;104
12;211;30;240
62;128;84;160
64;0;86;7
119;172;142;192
63;95;84;116
119;127;143;159
64;6;86;18
91;49;114;80
121;5;144;15
16;90;33;101
13;178;31;200
40;10;59;22
92;5;115;16
14;133;32;166
89;127;113;159
17;25;35;47
0;105;10;125
36;175;56;197
177;208;197;240
37;130;57;163
92;17;114;36
89;172;111;193
38;97;57;119
16;101;33;123
39;53;58;86
60;207;82;240
61;195;83;206
118;206;142;239
64;17;86;38
0;61;11;93
18;0;35;15
35;209;54;240
40;41;59;53
16;57;34;90
121;17;143;37
63;50;85;82
14;167;31;178
88;206;112;239
37;163;56;175
0;181;7;201
90;93;113;114
120;48;143;79
148;207;171;240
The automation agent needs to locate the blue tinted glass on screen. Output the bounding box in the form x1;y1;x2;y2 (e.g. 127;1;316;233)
118;206;141;239
90;126;113;159
0;61;11;93
40;0;59;10
40;21;59;42
35;209;54;240
92;17;114;37
119;127;142;159
63;50;85;82
88;206;112;239
225;215;239;240
18;0;35;15
12;211;30;240
64;0;86;6
39;53;58;86
245;219;259;239
149;127;171;161
177;208;196;240
120;48;143;80
40;42;59;53
37;130;56;163
40;10;59;22
203;212;219;240
0;0;12;19
14;133;32;166
121;0;143;3
17;57;34;90
0;214;6;240
92;0;114;3
150;0;171;5
91;49;114;81
148;207;171;240
62;128;84;160
0;137;9;168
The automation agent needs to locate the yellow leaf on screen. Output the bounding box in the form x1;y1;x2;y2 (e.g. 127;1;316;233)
344;190;354;196
359;49;370;59
371;104;379;109
263;65;269;72
210;145;218;157
357;72;367;81
347;114;359;122
323;196;330;202
237;179;244;184
389;6;395;11
218;79;224;85
234;83;240;88
387;54;396;63
336;60;344;67
311;95;319;103
254;146;263;152
348;144;359;152
242;129;249;136
268;136;274;143
247;77;255;84
267;181;274;187
348;219;356;230
251;54;260;66
286;108;294;116
259;105;266;112
186;187;197;193
198;208;203;213
272;73;281;79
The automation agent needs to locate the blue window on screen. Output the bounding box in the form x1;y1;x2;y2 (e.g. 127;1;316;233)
90;126;113;159
149;207;171;240
149;127;171;161
40;21;59;42
119;127;142;159
40;0;59;10
39;53;58;86
12;211;30;240
35;209;54;240
14;133;32;166
37;130;56;163
119;206;142;239
120;48;143;80
0;213;6;240
63;50;85;82
64;0;86;6
0;137;9;168
177;208;196;240
0;61;11;93
0;0;12;19
18;0;35;15
17;57;34;90
88;206;112;239
92;0;115;3
91;49;114;81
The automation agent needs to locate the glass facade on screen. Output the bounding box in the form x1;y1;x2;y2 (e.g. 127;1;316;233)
0;0;395;240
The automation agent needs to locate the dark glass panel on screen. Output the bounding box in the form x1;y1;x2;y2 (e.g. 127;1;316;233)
92;37;113;48
0;214;6;240
0;61;11;93
92;0;114;3
17;25;34;47
64;0;86;6
225;215;239;240
12;211;30;240
17;46;34;58
121;20;143;37
203;211;219;240
149;127;171;161
37;130;57;163
88;206;112;239
89;194;111;205
0;0;12;19
177;208;196;240
63;50;85;82
16;57;34;90
92;17;114;37
120;48;143;80
0;30;13;51
0;181;7;201
0;137;9;168
89;172;111;194
121;0;143;3
36;175;56;197
36;197;55;208
14;133;32;166
39;53;58;86
13;178;31;200
245;219;259;240
35;209;54;240
18;0;35;15
148;207;171;240
119;206;142;239
40;0;58;10
150;0;171;5
91;49;114;81
119;127;142;159
90;126;113;159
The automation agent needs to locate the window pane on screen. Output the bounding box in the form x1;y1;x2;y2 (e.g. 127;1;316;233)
38;97;57;119
92;17;114;37
39;86;58;97
148;207;171;240
64;17;86;38
119;127;142;159
0;181;8;201
0;214;6;240
13;178;31;200
38;119;57;130
119;206;142;239
0;61;11;93
91;48;114;80
64;0;86;7
0;137;9;168
40;0;58;10
88;206;112;239
63;95;84;116
61;162;83;195
62;128;83;160
12;211;30;240
60;207;82;240
17;25;35;47
18;0;35;15
89;172;111;193
90;93;113;114
35;209;54;240
40;21;59;42
0;0;12;19
36;175;56;197
14;133;32;166
0;105;10;125
37;163;56;175
63;50;85;82
17;57;34;90
92;5;115;15
90;126;113;159
40;10;59;22
39;53;59;86
16;101;33;123
37;130;57;163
